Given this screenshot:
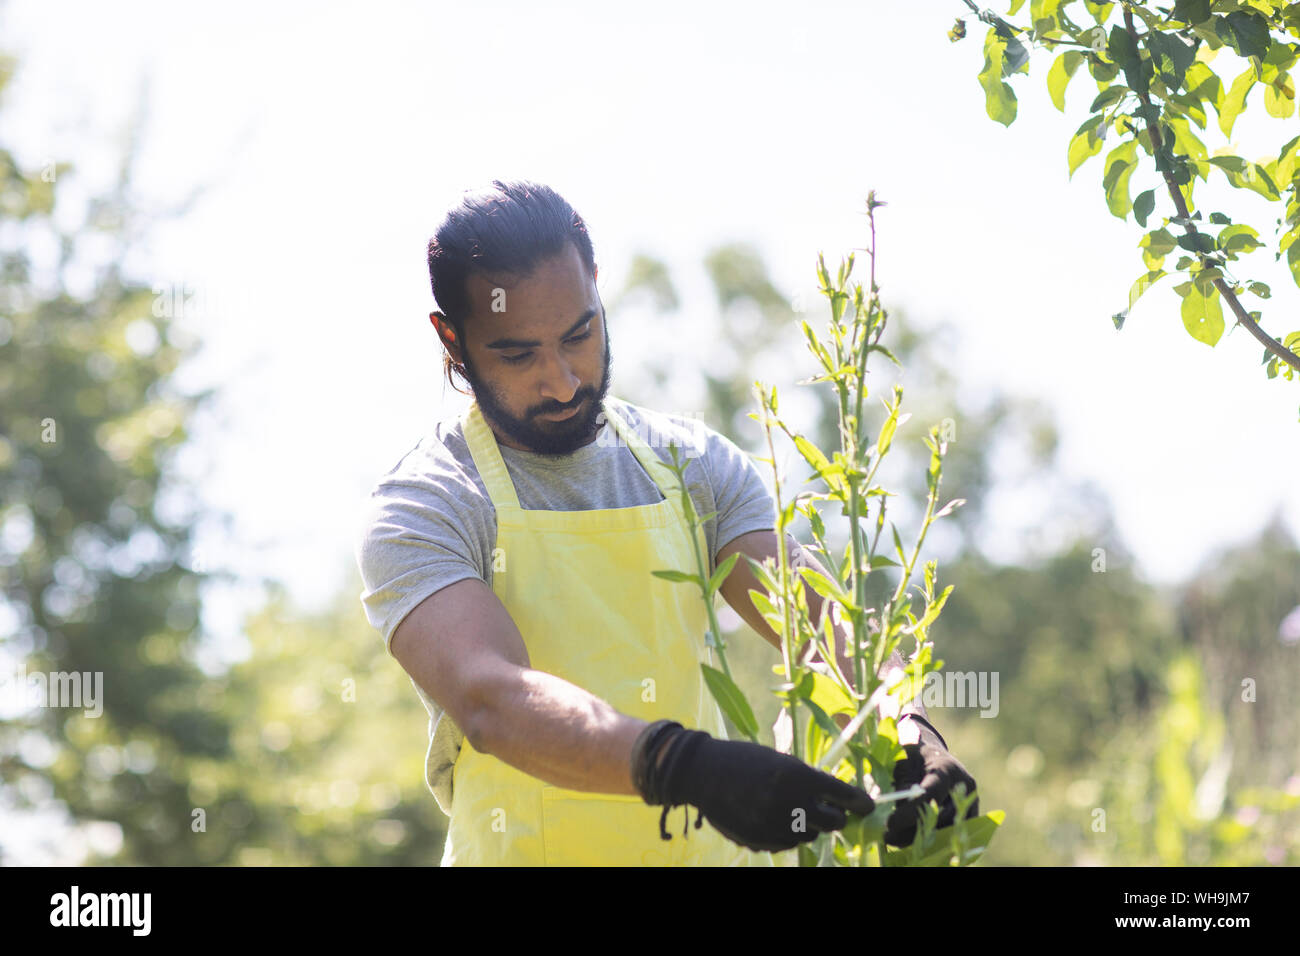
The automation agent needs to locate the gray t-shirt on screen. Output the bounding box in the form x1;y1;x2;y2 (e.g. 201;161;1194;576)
354;395;775;815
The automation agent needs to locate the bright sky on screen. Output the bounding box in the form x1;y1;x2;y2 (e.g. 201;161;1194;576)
5;0;1300;668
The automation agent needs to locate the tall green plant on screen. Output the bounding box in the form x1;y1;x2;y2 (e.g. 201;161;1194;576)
654;194;1004;866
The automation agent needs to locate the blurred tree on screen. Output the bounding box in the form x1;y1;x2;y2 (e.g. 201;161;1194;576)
190;576;447;865
0;51;227;863
1176;512;1300;791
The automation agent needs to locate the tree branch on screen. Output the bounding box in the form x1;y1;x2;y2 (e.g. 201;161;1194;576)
1122;5;1300;371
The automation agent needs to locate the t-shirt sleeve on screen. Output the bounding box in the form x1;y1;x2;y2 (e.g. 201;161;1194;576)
703;428;776;561
354;479;486;656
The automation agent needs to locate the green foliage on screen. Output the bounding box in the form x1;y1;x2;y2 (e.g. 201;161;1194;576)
0;58;231;862
953;0;1300;409
656;196;1003;866
0;51;446;865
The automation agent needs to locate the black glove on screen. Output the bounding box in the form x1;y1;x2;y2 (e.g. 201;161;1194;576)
884;713;979;847
631;719;875;853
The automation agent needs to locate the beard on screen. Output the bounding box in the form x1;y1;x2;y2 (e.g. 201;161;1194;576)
461;324;614;456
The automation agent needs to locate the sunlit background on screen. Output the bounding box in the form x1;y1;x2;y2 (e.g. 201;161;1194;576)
2;0;1298;865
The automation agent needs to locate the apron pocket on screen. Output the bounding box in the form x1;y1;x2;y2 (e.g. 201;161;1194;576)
540;787;707;866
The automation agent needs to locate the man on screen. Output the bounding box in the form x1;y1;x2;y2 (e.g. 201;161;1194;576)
355;179;977;866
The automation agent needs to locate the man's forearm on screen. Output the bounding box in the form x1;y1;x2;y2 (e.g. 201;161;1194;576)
470;666;649;796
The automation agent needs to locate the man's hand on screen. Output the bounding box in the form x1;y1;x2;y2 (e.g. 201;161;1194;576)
631;720;875;853
883;713;979;847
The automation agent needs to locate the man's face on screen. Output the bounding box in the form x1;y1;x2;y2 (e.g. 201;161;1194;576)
443;242;612;456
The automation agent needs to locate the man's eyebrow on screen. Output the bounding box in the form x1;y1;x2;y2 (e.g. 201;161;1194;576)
484;309;598;350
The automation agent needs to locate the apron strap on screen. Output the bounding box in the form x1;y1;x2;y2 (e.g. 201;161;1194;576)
462;402;522;510
460;396;705;530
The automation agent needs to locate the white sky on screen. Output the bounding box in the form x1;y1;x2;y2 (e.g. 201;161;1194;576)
4;0;1300;660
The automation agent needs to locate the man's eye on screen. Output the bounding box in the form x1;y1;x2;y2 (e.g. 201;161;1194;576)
501;331;591;365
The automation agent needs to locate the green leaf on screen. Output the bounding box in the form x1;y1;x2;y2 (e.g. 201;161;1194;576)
1177;231;1216;254
877;407;902;457
1068;118;1107;179
1216;224;1262;255
651;569;702;585
1247;281;1271;299
869;554;900;570
1031;0;1064;36
1208;212;1232;225
891;523;907;566
1184;61;1224;113
1133;188;1156;227
706;551;740;595
793;433;832;474
1108;24;1148;97
1275;134;1300;186
800;696;843;757
1140;227;1178;269
700;663;760;741
1179;282;1225;346
1128;269;1166;312
1047;50;1085;111
1172;0;1211;26
883;810;1006;867
978;29;1018;126
797;566;851;609
1218;11;1271;62
1102;139;1139;218
1218;68;1256;137
1148;31;1197;92
1265;78;1295;119
1089;84;1129;113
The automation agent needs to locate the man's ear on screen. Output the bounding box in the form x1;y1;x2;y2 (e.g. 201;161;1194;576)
430;311;461;359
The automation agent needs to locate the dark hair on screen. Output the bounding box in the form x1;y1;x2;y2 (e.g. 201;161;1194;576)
427;179;597;395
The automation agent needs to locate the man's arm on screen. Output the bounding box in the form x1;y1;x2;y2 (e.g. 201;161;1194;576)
714;529;929;724
390;577;648;795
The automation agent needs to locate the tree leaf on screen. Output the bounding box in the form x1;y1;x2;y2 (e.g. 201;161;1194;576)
978;29;1018;126
1133;188;1156;227
1216;224;1262;255
1047;50;1085;111
1068;120;1106;179
1128;269;1167;311
1218;11;1271;61
1149;31;1197;92
1102;138;1139;218
1108;24;1149;98
1172;0;1211;26
1265;78;1295;119
1218;68;1256;137
1179;282;1225;346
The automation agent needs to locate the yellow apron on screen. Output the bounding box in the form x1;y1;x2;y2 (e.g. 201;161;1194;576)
440;396;779;866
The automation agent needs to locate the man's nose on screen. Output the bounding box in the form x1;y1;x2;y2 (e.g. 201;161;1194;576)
538;350;580;406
